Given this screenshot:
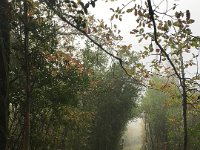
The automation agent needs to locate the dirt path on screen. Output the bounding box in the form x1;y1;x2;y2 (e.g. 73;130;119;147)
122;118;144;150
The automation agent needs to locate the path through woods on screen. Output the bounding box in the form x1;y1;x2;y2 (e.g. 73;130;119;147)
123;118;144;150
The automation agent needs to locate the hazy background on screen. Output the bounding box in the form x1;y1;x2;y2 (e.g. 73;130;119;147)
86;1;200;149
123;118;144;150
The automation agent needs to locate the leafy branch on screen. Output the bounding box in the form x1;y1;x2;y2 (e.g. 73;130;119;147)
147;0;189;149
43;0;145;85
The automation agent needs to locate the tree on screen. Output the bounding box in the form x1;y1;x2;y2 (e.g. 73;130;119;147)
114;0;200;149
83;64;140;150
4;0;194;149
4;1;141;149
146;1;199;149
0;0;10;149
141;76;183;150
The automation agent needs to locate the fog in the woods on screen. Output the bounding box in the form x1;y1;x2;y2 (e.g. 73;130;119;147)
0;0;199;150
123;118;144;150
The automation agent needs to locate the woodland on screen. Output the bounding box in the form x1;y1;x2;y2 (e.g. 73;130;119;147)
0;0;200;150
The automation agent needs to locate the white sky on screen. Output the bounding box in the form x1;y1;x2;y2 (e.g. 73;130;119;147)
87;0;200;42
85;0;200;144
86;0;200;77
84;0;200;143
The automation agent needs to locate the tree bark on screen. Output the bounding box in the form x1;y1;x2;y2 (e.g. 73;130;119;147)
180;52;188;150
23;0;30;149
0;0;10;149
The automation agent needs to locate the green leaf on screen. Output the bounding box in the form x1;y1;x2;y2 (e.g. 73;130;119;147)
91;1;95;7
85;3;89;9
110;14;114;20
167;20;172;26
126;8;134;13
187;19;195;24
149;44;153;52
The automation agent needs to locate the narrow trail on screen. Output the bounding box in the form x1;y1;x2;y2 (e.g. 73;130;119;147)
123;118;144;150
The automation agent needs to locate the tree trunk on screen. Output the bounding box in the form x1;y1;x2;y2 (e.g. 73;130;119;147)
147;0;188;149
23;0;30;149
0;0;10;149
180;52;188;150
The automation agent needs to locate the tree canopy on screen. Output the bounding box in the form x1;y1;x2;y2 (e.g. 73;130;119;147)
0;0;200;150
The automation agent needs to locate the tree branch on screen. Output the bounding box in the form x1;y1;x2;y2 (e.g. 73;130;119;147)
44;1;144;85
147;0;181;81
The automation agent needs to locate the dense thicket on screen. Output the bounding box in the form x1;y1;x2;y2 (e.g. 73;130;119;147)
141;77;200;150
1;0;200;149
0;0;140;149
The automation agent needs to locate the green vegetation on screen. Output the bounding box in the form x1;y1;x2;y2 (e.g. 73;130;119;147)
0;0;200;150
141;76;200;150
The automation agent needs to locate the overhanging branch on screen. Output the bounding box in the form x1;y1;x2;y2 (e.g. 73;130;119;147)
147;0;181;81
44;1;144;85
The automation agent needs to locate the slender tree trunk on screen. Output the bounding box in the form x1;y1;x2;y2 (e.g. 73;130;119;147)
23;0;30;149
147;0;188;149
180;52;188;150
144;113;148;150
0;0;10;149
148;121;154;150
